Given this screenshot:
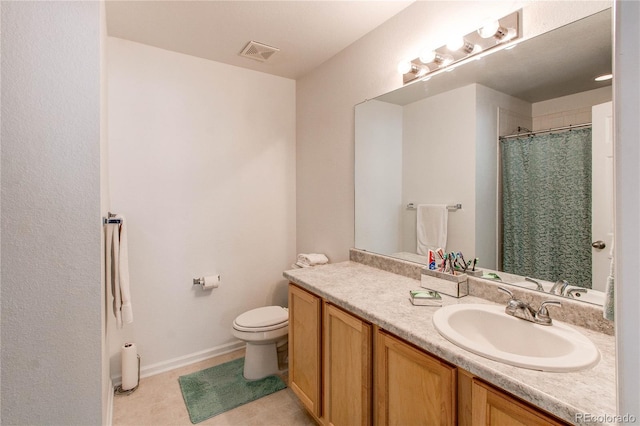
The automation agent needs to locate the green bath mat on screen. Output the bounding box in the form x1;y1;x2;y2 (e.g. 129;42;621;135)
178;357;287;424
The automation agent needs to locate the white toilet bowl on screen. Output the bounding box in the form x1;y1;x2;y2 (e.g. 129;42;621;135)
232;306;289;380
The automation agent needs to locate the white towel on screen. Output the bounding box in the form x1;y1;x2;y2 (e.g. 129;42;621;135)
106;215;133;328
117;215;133;325
296;253;329;267
106;223;122;328
416;204;448;256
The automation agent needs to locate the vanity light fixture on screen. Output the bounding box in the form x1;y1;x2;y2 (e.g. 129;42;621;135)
399;10;521;85
419;49;454;67
397;61;429;77
478;20;500;38
447;38;478;54
595;73;613;81
447;37;465;51
478;20;517;41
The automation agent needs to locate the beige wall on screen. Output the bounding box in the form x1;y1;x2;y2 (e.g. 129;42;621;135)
100;2;112;423
107;37;296;376
1;2;103;424
296;1;611;263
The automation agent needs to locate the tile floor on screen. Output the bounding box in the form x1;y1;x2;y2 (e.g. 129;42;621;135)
112;349;316;426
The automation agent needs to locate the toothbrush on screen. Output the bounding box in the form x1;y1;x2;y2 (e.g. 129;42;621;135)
440;254;447;272
448;255;456;275
471;258;478;271
450;252;461;273
457;252;468;271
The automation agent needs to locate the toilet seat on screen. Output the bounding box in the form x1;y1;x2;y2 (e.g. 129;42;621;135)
233;306;288;332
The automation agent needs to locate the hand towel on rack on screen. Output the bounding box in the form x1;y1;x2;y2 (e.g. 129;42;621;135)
416;204;448;256
296;253;329;268
106;223;122;328
105;214;133;328
117;215;133;325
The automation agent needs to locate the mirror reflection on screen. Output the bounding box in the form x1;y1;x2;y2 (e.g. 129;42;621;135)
354;9;612;306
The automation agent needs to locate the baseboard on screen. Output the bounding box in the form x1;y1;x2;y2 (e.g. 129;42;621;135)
112;340;246;385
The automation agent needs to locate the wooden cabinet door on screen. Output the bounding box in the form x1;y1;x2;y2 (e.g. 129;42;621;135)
471;379;568;426
288;284;323;420
324;303;372;426
375;330;456;426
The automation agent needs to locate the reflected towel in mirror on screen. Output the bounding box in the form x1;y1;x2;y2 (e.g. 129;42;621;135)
416;204;448;255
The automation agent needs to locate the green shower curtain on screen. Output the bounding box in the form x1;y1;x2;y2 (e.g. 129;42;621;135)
501;128;592;288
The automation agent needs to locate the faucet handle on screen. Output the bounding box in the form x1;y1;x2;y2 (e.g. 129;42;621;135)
498;286;522;315
535;300;562;325
497;286;514;299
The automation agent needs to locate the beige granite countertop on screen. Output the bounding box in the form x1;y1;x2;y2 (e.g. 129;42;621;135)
284;261;616;426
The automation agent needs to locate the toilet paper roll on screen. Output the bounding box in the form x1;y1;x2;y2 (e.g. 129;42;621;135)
121;342;139;391
202;275;220;290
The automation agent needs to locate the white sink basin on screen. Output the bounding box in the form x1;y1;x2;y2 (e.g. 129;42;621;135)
432;304;600;372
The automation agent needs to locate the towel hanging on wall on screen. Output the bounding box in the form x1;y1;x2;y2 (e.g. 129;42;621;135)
416;204;448;256
106;214;133;328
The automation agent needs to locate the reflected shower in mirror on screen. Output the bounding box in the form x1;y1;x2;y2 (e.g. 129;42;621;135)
354;9;612;306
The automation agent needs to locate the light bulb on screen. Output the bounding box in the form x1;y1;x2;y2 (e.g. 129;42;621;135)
419;49;436;64
447;37;464;51
397;61;413;74
478;20;500;38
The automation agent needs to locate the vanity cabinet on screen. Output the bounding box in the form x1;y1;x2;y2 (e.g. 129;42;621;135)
289;283;570;426
375;330;457;425
288;284;323;420
470;378;567;426
288;284;373;426
324;303;372;426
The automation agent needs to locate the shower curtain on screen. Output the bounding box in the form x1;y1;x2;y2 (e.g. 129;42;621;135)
501;128;592;288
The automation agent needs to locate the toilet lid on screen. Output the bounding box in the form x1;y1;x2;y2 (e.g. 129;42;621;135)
234;306;288;331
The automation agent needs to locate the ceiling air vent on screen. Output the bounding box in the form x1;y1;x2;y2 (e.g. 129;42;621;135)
239;41;280;62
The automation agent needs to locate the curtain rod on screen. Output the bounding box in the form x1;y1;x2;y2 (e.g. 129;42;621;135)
500;123;592;140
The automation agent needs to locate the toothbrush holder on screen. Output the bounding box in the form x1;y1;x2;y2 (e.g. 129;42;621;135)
466;269;483;277
420;268;469;298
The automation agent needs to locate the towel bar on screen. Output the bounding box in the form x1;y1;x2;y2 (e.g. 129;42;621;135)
406;203;462;211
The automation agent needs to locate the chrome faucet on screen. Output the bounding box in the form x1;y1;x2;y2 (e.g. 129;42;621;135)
525;277;544;291
498;287;562;326
550;280;570;296
535;300;563;325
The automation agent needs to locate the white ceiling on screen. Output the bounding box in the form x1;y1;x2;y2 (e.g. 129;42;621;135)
105;1;414;80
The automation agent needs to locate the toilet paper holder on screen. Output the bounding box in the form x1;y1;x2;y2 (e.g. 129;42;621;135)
193;275;221;289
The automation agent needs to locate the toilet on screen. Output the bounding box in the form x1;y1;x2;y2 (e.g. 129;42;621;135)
232;305;289;380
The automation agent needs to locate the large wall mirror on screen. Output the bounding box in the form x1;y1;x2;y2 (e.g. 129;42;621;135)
355;9;612;307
